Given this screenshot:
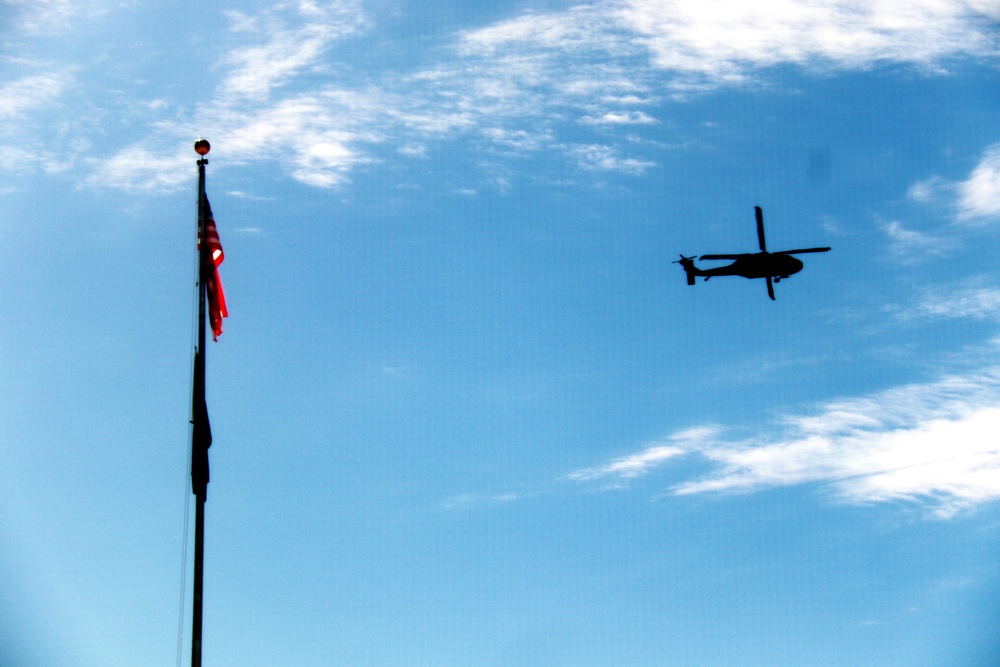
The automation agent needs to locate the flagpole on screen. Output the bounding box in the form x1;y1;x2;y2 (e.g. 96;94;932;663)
191;138;211;667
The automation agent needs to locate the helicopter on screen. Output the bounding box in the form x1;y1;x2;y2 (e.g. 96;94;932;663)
676;206;830;300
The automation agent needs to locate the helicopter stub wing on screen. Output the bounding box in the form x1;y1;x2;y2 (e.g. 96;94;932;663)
700;253;748;260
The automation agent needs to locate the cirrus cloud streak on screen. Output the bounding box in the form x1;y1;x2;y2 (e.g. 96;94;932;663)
572;368;1000;517
84;0;1000;191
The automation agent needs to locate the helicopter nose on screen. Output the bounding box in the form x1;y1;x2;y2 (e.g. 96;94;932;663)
785;256;804;274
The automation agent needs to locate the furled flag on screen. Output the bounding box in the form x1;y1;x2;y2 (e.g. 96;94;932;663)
191;348;212;498
199;197;228;340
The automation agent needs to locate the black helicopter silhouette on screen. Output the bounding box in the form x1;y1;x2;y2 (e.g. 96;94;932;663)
676;207;830;300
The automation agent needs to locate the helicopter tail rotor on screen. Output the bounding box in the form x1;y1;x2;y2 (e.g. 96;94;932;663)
673;254;698;285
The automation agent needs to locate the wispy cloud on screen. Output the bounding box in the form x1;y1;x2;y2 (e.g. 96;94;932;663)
572;368;1000;517
463;0;999;93
908;280;1000;322
0;72;71;119
457;5;634;57
441;492;525;509
444;0;998;160
906;175;951;204
226;191;275;202
86;147;191;192
92;2;379;191
874;143;1000;261
4;0;78;34
957;144;1000;222
568;445;686;482
567;426;719;482
85;0;1000;191
880;219;954;260
581;110;657;125
616;0;998;82
0;68;84;177
480;127;554;151
0;145;76;176
219;1;366;101
214;91;382;187
569;143;656;174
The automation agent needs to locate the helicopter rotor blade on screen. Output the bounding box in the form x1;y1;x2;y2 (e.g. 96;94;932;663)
775;247;831;255
700;253;746;260
766;275;775;300
755;206;766;252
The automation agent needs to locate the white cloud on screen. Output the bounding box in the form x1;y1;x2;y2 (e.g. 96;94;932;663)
86;147;191;192
881;220;953;259
581;111;657;125
601;94;656;105
616;0;998;82
97;90;383;190
568;426;720;481
568;444;686;481
0;71;79;176
965;0;1000;18
0;72;70;119
441;492;524;509
481;127;553;151
957;144;1000;221
84;1;376;190
220;2;366;101
909;280;1000;321
458;6;631;57
291;140;365;187
227;191;274;202
901;144;1000;224
417;0;998;178
461;0;999;92
4;0;77;34
88;0;1000;191
397;144;427;158
570;143;656;173
572;368;1000;517
0;145;74;176
906;175;951;203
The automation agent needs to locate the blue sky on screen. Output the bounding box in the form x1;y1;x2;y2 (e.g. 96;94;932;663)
2;1;1000;665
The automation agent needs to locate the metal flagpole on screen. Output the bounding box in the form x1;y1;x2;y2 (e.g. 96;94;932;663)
191;138;211;667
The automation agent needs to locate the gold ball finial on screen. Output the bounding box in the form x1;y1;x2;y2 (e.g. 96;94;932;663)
194;139;211;156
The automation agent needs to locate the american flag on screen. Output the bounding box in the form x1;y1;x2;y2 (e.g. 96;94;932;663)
199;196;228;340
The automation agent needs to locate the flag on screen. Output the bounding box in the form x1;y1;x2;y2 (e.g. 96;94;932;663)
199;196;228;340
191;349;212;499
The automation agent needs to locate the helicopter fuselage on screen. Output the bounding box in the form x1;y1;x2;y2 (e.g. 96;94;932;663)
700;252;803;281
